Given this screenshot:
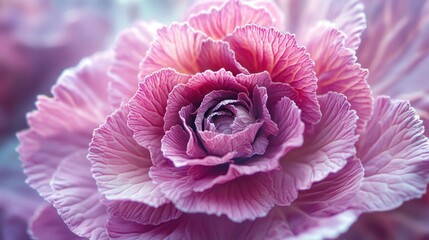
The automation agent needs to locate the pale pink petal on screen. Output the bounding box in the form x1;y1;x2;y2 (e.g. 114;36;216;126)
273;92;358;205
128;68;190;164
151;165;276;222
277;158;364;240
186;0;284;29
225;25;321;124
402;91;429;136
50;151;108;239
140;24;206;75
106;200;182;225
109;21;161;107
17;53;113;201
196;39;248;75
304;22;372;131
358;0;429;96
89;105;167;207
356;97;429;211
278;0;366;50
29;204;84;240
293;158;364;217
188;0;273;40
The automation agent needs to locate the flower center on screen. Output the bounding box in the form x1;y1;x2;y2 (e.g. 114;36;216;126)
204;99;255;134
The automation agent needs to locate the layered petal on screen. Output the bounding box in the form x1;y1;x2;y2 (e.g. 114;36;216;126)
404;91;429;136
89;105;167;207
141;24;246;77
109;21;161;106
29;204;84;240
225;25;320;124
358;0;429;96
107;157;364;240
128;68;190;163
278;0;366;50
356;97;429;211
17;53;113;201
151;165;276;222
141;24;206;75
163;69;246;131
305;23;372;131
188;0;273;39
274;92;358;205
50;151;108;239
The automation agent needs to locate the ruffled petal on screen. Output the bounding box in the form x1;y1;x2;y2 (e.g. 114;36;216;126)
356;97;429;211
140;24;206;75
186;0;284;29
196;39;248;75
404;91;429;136
230;96;304;177
304;22;372;131
50;151;108;239
273;92;358;205
17;53;113;201
89;105;167;207
164;69;246;131
358;0;429;96
106;200;182;226
128;68;190;163
188;0;273;40
29;204;84;240
109;21;161;107
225;25;320;124
279;0;366;50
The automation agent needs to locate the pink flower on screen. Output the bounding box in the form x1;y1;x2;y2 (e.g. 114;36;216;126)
17;0;429;239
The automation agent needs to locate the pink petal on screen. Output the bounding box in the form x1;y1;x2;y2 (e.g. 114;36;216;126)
230;96;304;177
89;105;167;207
225;25;321;124
279;0;366;50
108;21;161;107
140;24;206;75
356;97;429;211
106;200;182;225
17;53;113;201
164;69;247;131
161;125;235;167
151;164;276;222
358;0;429;96
403;91;429;136
128;68;190;164
188;0;273;40
293;158;364;217
185;0;284;29
270;158;363;239
29;204;84;240
50;151;108;239
273;92;358;205
304;23;372;132
196;39;248;75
